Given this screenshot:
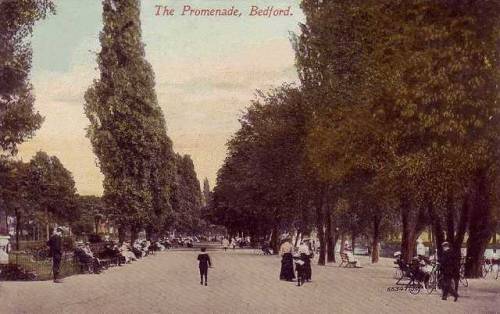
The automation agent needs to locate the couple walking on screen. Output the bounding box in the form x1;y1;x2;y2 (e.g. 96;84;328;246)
279;237;312;283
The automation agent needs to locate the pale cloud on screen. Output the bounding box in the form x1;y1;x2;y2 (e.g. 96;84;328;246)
17;38;299;195
152;39;299;189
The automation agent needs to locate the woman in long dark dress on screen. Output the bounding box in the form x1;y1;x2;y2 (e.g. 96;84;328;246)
279;239;295;281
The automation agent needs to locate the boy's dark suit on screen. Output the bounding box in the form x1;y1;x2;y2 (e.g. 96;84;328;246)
197;253;211;285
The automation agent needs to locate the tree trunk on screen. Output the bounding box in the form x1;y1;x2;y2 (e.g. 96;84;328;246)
270;224;279;254
130;226;138;245
145;226;154;241
465;236;488;278
331;229;339;263
15;209;21;251
445;195;455;243
316;201;326;265
428;199;445;258
340;233;345;254
326;212;334;263
351;231;356;255
400;199;422;263
316;222;326;265
294;229;301;247
466;168;494;278
94;217;100;234
45;207;49;241
118;226;126;243
371;215;380;263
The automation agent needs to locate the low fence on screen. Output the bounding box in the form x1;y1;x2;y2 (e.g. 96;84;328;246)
13;240;47;251
6;252;80;281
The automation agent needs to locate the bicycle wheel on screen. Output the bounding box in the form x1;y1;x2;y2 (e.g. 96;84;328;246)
460;277;468;287
426;272;438;294
393;268;402;279
482;264;489;278
409;282;420;295
426;273;437;294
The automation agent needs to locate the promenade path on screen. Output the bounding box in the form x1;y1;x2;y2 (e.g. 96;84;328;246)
1;249;498;313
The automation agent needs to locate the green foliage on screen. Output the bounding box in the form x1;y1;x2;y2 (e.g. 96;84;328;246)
28;151;77;222
0;0;55;155
213;1;499;266
84;0;175;234
292;0;500;263
169;154;203;233
0;159;33;221
71;195;106;236
0;152;76;245
211;85;313;237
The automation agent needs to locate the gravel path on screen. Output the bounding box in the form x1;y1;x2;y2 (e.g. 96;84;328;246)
1;249;498;313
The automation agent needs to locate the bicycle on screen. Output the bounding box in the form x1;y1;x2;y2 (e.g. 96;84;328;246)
403;258;431;295
403;272;423;294
487;258;500;280
426;260;441;294
482;258;493;278
459;259;468;287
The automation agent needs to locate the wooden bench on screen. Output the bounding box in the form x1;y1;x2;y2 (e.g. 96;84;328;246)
78;242;122;270
339;252;358;268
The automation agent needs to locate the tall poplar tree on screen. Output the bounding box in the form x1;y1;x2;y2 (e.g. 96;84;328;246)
202;178;210;207
84;0;175;242
170;154;203;233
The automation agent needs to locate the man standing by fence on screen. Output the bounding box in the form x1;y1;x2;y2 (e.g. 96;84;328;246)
47;227;63;283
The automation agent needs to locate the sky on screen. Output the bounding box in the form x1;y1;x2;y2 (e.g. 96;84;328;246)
17;0;303;196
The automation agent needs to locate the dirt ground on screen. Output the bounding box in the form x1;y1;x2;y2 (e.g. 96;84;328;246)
1;249;498;313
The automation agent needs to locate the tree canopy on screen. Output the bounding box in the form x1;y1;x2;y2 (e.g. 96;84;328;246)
84;0;176;241
0;0;54;155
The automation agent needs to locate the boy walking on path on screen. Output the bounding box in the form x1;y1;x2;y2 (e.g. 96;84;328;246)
197;247;212;286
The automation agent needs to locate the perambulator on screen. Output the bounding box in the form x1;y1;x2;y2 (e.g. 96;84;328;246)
293;255;306;286
261;242;272;255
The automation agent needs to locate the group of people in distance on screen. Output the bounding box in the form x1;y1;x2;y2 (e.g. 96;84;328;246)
46;227;172;283
74;239;159;273
279;237;313;286
220;236;249;251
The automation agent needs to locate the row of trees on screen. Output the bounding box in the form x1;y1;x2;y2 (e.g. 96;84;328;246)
1;0;207;246
84;0;205;242
0;152;77;248
0;0;58;245
209;0;499;277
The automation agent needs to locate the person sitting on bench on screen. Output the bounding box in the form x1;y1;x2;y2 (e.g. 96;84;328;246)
119;242;137;263
102;242;124;266
75;242;102;273
345;250;360;267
